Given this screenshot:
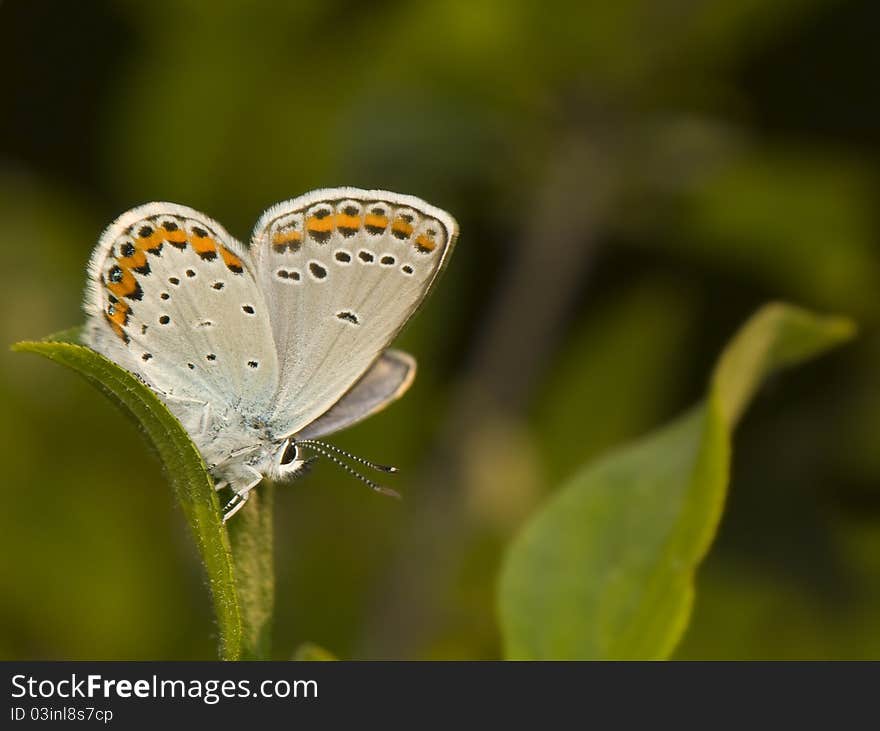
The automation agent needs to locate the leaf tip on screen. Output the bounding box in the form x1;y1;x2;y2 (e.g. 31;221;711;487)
762;301;858;343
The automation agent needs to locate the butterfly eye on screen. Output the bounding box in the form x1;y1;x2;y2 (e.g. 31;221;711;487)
280;441;299;466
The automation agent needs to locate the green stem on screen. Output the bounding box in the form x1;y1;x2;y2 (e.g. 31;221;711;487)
227;482;275;660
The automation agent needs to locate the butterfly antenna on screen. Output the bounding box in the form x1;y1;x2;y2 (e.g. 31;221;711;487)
299;441;401;499
298;439;399;473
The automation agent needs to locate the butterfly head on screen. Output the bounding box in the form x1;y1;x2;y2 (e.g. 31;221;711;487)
268;439;307;481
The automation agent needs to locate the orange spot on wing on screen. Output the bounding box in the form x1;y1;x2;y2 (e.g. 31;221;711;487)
392;218;414;237
364;213;388;231
335;213;361;231
163;229;188;245
272;229;303;253
104;313;128;342
272;230;303;245
106;299;130;326
415;234;437;252
306;215;334;233
118;249;148;271
138;230;172;252
220;246;244;273
104;299;131;342
107;267;140;299
191;234;218;258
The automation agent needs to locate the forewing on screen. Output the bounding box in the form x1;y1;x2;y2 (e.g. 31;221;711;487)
250;188;457;437
294;349;416;440
84;203;279;414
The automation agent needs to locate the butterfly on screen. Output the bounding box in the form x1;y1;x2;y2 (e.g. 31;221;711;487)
83;188;458;520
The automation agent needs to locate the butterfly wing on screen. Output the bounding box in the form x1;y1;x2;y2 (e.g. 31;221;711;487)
294;349;416;440
250;188;457;437
83;203;280;435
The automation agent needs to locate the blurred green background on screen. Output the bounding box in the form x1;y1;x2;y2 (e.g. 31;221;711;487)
1;0;878;660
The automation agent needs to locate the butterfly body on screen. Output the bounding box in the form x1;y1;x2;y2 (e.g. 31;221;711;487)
164;394;307;496
83;189;457;518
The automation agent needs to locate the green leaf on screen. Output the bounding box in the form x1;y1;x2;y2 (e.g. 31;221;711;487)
498;303;855;659
12;328;277;660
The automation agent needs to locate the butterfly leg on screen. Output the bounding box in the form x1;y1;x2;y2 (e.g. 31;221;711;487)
221;465;263;523
222;491;249;522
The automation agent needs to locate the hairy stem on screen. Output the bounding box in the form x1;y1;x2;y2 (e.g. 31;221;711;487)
227;483;275;660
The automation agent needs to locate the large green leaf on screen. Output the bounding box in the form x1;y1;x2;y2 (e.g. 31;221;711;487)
13;328;275;660
498;303;855;659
